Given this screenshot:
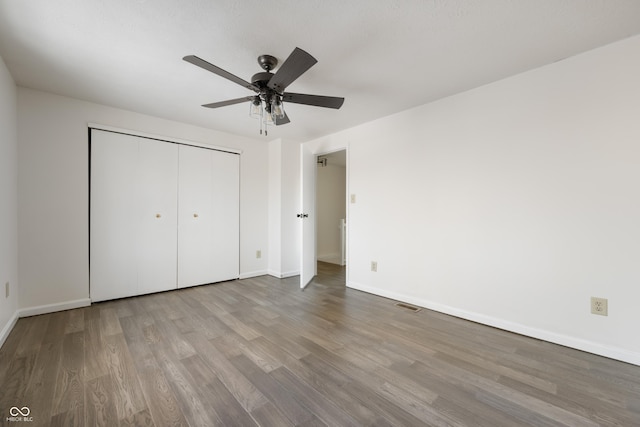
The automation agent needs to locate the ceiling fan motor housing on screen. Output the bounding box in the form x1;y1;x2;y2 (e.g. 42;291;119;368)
251;71;275;88
253;55;279;99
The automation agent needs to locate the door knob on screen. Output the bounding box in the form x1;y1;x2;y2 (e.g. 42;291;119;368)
297;213;309;218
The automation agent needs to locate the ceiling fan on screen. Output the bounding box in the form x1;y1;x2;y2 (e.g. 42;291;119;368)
183;47;344;135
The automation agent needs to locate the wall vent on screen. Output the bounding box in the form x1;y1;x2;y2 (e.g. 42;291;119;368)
395;302;421;312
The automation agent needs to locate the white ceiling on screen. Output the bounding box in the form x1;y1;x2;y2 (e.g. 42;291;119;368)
1;1;639;143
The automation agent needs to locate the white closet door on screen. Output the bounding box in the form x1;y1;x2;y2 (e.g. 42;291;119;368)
178;146;239;287
177;145;213;287
137;140;178;295
90;130;179;302
209;150;240;282
90;132;140;301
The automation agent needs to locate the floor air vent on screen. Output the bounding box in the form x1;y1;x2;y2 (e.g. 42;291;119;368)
395;302;421;312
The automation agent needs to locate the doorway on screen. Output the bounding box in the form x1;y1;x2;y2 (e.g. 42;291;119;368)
315;150;346;285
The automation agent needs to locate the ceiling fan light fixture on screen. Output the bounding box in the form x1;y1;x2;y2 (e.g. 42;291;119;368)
271;95;285;119
264;103;274;124
249;96;261;118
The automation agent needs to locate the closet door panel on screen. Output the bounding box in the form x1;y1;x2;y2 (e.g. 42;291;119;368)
209;151;240;283
177;145;214;287
90;132;139;302
92;129;239;299
137;140;179;295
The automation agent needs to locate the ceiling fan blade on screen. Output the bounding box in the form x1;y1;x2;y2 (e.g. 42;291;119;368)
283;92;345;109
202;96;253;108
183;55;258;92
267;47;317;92
275;112;290;126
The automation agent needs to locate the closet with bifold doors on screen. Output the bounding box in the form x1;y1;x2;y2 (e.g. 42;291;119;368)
89;128;240;302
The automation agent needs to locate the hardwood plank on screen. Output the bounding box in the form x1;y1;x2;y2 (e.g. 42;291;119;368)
22;341;63;425
51;332;85;418
295;354;393;426
183;330;269;413
84;316;110;381
391;360;526;427
99;306;123;336
209;333;244;359
217;334;283;373
135;354;189;427
216;311;261;341
64;308;85;334
119;408;155;427
249;401;295;427
248;321;311;360
0;318;28;381
103;333;147;421
411;357;601;426
499;375;640;426
148;309;197;360
85;375;119;427
339;375;436;426
147;343;215;427
176;355;232;426
230;353;319;426
269;366;363;427
0;354;38;417
290;349;440;425
205;376;259;427
14;315;50;357
119;313;192;425
50;409;83;427
241;336;287;372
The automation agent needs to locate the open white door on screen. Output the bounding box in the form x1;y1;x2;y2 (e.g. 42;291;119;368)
300;144;316;288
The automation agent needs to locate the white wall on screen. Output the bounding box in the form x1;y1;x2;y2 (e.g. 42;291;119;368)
17;88;269;313
0;54;19;346
317;162;346;263
304;35;640;365
268;139;283;276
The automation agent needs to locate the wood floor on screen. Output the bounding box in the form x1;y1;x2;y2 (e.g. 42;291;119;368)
1;262;639;426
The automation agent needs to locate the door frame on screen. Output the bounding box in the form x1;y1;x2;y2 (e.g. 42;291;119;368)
300;145;349;289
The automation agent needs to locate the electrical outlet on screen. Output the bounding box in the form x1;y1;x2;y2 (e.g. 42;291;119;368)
5;282;9;298
350;194;356;204
256;250;262;259
371;261;377;272
591;297;608;316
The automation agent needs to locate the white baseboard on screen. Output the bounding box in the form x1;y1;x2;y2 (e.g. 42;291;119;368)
239;270;268;279
18;298;91;318
317;253;342;265
347;281;640;366
267;269;300;279
0;311;19;349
